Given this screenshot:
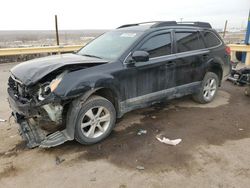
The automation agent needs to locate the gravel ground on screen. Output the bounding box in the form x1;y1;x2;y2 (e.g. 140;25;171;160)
0;62;250;188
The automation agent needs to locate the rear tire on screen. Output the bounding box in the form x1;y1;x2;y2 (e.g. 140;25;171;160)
74;95;116;145
193;72;219;104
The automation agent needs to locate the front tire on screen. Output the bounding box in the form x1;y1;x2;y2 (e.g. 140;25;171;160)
193;72;219;104
74;95;116;145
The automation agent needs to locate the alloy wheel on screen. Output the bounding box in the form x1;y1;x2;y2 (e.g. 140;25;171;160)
80;106;111;138
203;78;217;101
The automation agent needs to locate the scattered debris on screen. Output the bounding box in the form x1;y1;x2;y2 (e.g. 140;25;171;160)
151;116;156;119
136;166;145;170
0;118;6;122
55;156;65;165
156;135;182;146
137;129;147;136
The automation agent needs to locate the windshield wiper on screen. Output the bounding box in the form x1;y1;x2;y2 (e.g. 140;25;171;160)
81;54;103;59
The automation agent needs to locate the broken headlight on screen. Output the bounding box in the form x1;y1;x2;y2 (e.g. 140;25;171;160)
50;76;63;92
38;71;68;101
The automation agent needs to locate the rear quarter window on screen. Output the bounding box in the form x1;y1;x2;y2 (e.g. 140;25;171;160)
203;31;222;48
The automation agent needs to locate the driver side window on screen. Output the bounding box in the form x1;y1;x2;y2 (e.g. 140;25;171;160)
139;33;172;58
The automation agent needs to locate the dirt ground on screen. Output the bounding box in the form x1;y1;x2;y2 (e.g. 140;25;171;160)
0;63;250;188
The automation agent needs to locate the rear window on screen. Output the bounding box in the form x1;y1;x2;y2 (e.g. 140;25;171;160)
175;32;205;53
203;31;221;48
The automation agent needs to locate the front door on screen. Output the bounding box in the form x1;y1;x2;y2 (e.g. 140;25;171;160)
128;31;176;106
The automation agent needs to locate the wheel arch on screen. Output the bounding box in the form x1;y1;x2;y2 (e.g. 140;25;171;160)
206;61;223;86
64;86;121;140
92;88;120;115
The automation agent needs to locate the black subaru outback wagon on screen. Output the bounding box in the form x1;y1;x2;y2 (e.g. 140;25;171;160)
8;21;231;148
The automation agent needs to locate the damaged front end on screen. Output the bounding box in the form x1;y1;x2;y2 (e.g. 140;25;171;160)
8;71;70;148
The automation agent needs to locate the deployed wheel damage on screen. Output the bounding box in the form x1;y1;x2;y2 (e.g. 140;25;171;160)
7;21;231;148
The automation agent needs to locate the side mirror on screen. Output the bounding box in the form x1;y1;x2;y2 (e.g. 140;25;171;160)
131;51;149;62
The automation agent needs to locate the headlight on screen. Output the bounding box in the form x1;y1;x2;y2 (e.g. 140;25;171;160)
49;71;68;92
38;71;68;101
50;77;62;92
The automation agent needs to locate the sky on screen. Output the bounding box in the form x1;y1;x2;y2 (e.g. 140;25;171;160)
0;0;249;30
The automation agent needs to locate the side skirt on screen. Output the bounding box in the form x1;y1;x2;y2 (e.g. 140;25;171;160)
119;81;201;116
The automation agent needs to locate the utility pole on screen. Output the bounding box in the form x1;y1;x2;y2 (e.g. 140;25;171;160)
55;15;60;46
223;20;228;38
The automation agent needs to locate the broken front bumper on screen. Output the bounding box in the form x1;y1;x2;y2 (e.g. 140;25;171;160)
8;88;70;148
17;120;69;148
7;88;38;117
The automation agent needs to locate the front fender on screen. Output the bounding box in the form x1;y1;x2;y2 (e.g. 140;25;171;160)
55;72;121;139
54;70;121;99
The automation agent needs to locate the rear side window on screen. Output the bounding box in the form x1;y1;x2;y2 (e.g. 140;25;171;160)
139;33;171;58
203;31;221;48
175;31;205;53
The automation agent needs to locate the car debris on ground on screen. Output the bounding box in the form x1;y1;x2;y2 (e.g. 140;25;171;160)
156;135;182;146
136;166;145;170
137;129;147;136
0;118;7;122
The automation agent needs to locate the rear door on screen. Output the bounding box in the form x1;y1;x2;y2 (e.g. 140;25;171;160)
173;30;209;88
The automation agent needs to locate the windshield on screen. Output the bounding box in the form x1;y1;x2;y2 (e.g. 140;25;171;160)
77;30;143;60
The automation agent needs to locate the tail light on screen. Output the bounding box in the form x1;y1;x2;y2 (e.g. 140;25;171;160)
225;46;231;55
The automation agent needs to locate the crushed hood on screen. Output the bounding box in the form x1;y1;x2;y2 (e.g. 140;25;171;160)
10;53;108;86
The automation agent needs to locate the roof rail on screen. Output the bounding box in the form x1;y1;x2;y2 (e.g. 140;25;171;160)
151;21;212;28
117;21;212;29
175;21;212;28
117;24;139;29
117;21;160;29
150;21;178;28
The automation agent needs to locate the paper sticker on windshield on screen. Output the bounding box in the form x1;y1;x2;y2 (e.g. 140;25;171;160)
120;33;137;38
